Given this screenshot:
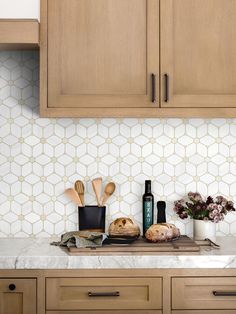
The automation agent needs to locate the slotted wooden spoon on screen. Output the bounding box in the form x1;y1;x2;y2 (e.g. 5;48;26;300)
74;180;85;206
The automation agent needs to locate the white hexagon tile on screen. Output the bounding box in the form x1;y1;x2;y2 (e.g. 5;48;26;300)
0;51;236;238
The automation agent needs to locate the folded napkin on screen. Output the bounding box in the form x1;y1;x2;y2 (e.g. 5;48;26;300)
51;231;108;248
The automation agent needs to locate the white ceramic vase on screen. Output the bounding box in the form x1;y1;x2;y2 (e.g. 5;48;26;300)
193;219;216;241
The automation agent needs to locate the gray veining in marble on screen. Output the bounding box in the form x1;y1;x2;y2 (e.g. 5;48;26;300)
0;237;235;269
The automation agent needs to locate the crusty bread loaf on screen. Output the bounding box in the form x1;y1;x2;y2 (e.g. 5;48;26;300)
108;217;140;238
145;223;180;242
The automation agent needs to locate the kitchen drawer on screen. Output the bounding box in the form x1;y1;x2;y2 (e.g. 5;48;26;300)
172;277;236;310
172;311;236;314
46;277;162;310
47;311;161;314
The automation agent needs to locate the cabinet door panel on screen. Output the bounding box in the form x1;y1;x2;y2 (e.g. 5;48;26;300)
47;0;159;109
161;0;236;108
0;279;36;314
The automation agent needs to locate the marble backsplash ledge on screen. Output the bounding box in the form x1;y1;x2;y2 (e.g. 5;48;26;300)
0;51;236;237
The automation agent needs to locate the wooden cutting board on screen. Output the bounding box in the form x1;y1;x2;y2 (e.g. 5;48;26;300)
68;235;200;255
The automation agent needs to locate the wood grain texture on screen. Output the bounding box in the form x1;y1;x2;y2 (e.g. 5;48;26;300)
40;0;159;115
0;19;39;49
39;106;236;118
46;277;162;310
69;236;200;254
161;0;236;108
1;269;236;313
172;277;236;310
172;311;236;314
0;278;36;314
39;0;48;118
163;275;171;314
47;311;161;314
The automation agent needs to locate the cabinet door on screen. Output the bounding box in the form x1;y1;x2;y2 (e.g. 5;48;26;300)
0;279;36;314
45;0;159;113
160;0;236;108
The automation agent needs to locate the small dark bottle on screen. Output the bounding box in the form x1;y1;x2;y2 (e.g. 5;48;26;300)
142;180;154;236
157;201;166;223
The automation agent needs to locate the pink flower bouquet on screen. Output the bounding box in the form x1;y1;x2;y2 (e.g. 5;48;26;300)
173;192;235;223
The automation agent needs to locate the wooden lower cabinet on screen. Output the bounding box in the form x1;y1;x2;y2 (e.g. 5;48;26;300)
1;269;236;314
0;278;36;314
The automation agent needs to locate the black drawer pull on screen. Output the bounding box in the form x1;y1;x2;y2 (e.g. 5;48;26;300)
9;284;16;291
88;291;120;297
213;291;236;296
151;73;156;103
164;73;169;102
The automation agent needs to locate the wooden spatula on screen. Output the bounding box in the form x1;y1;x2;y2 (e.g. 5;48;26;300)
65;188;83;207
101;182;116;206
74;180;85;206
92;177;102;206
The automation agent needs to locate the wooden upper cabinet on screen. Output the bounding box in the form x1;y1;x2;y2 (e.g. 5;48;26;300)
0;278;36;314
160;0;236;108
40;0;159;117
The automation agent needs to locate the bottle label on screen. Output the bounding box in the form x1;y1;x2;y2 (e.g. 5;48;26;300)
144;201;153;232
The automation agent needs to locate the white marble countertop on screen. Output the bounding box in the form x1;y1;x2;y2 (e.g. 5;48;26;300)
0;237;235;269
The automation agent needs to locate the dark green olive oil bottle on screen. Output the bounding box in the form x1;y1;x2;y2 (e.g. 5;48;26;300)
142;180;154;236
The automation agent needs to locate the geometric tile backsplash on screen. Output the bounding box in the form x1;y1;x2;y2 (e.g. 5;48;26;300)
0;51;236;238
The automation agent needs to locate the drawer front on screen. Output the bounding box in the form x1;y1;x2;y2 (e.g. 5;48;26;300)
172;311;236;314
172;277;236;310
47;311;162;314
46;277;162;310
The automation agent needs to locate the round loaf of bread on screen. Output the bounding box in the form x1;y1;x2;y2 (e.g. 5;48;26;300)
108;217;140;238
145;223;180;242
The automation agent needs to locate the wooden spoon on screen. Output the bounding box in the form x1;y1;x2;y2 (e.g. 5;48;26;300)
92;177;102;206
101;182;116;206
65;188;83;207
74;180;85;206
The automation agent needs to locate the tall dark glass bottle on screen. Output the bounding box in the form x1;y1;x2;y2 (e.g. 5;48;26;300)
142;180;154;236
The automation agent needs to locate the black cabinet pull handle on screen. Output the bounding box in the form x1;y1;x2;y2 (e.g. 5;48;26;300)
213;291;236;296
9;284;16;291
88;291;120;297
151;73;156;103
164;73;169;102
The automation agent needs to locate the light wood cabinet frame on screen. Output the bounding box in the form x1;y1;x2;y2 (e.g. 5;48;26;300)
40;0;236;117
0;19;39;50
0;269;236;314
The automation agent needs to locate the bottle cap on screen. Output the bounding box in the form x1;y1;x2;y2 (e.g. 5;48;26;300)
145;180;151;193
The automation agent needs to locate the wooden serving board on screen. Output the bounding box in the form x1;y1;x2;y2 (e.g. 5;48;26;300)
68;235;200;255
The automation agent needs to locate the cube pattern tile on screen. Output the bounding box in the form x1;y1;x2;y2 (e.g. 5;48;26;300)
0;51;236;237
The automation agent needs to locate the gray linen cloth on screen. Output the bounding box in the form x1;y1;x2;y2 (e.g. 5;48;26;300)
51;231;108;248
